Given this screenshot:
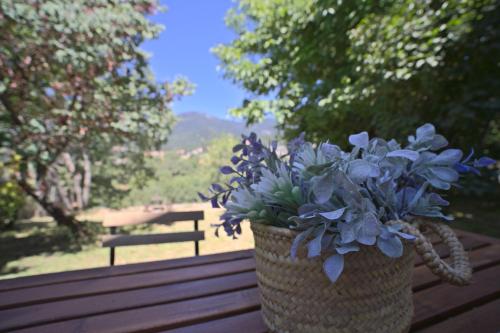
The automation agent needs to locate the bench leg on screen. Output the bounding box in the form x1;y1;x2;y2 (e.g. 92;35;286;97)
194;220;199;256
110;247;115;266
110;226;117;266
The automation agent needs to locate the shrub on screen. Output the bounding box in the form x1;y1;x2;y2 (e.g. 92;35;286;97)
0;181;24;229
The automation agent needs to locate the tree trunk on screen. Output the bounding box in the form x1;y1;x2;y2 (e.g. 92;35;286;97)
17;179;84;236
16;150;93;238
62;152;83;210
82;152;91;207
50;169;73;214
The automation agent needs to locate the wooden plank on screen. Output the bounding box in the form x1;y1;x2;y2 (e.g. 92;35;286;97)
411;265;500;331
23;262;496;333
0;231;492;305
0;257;256;310
101;231;205;248
454;228;500;245
0;249;254;292
11;288;261;333
148;211;204;225
415;298;500;333
0;228;485;292
160;310;267;333
0;230;495;332
13;254;499;333
5;243;499;332
0;271;258;331
103;210;204;227
161;244;499;333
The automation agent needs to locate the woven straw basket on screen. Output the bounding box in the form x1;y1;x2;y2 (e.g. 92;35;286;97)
251;220;472;333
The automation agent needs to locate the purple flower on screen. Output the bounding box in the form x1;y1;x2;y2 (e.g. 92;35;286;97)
220;166;234;175
474;157;496;168
453;149;495;175
287;132;306;154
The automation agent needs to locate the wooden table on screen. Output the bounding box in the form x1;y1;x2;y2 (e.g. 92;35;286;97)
0;229;499;333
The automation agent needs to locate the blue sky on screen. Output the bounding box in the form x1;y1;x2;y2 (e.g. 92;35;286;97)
143;0;246;118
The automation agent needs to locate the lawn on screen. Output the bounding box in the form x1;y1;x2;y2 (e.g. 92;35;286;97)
0;203;254;279
0;198;498;280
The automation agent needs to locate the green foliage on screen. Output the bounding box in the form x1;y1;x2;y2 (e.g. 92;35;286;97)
123;152;203;205
199;135;240;185
0;0;192;225
214;0;500;157
0;181;24;229
0;152;24;229
122;135;239;206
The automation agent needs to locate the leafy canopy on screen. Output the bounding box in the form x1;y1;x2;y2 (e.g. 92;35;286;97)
0;0;192;224
214;0;500;156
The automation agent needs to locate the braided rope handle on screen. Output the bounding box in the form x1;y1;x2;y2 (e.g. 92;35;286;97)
391;220;472;286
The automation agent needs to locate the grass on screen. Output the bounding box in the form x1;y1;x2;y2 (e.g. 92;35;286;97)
0;203;254;280
0;197;498;280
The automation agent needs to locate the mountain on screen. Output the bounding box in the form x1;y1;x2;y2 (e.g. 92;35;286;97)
164;112;277;150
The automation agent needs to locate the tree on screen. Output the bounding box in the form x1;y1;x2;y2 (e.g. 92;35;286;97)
199;135;240;185
0;0;192;234
213;0;500;157
122;135;239;206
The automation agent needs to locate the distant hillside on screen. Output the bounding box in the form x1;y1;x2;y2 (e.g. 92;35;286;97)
165;112;277;150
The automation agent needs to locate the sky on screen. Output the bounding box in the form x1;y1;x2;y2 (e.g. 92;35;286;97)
142;0;246;118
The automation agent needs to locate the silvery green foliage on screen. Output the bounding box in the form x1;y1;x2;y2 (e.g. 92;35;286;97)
200;124;495;282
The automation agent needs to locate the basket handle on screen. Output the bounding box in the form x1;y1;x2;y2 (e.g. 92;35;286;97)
393;220;472;286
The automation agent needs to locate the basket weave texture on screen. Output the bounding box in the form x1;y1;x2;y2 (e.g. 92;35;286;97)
251;222;415;333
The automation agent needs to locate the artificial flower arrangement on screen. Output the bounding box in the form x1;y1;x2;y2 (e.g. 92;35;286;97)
201;124;494;282
201;124;495;333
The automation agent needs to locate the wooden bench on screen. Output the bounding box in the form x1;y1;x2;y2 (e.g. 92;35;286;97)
101;211;205;266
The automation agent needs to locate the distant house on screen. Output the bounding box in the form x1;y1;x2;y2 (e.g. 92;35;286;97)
181;147;204;159
144;150;166;159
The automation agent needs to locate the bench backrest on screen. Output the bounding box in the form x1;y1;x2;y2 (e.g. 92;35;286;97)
102;210;205;266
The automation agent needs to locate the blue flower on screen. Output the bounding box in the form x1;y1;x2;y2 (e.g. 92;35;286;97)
453;149;495;175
